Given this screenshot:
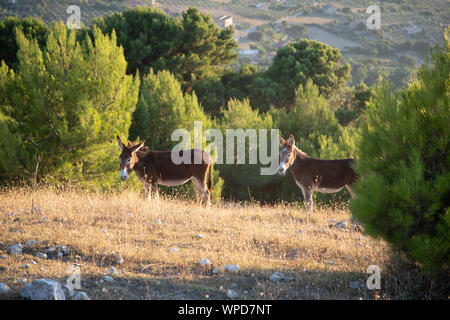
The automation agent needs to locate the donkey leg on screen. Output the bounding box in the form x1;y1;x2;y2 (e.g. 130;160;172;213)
151;183;159;201
141;182;150;199
192;179;203;205
203;187;211;208
297;184;312;212
304;188;313;213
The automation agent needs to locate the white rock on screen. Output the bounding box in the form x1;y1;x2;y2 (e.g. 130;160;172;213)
226;289;239;299
116;254;124;265
155;219;162;225
20;264;30;269
103;275;114;283
58;245;70;255
61;284;75;298
212;267;220;275
73;291;90;300
25;239;37;247
169;248;180;252
20;279;66;300
195;234;204;239
198;259;211;266
44;246;57;257
35;252;47;259
222;264;240;273
335;221;347;229
8;243;22;255
269;272;293;282
109;267;118;275
0;283;11;294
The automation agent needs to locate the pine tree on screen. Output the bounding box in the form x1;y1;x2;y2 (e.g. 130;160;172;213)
0;23;140;188
350;29;450;271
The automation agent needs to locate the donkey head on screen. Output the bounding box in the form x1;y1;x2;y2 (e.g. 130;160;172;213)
117;135;145;181
278;134;296;176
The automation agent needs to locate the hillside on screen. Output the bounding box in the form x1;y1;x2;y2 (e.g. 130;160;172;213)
1;188;446;300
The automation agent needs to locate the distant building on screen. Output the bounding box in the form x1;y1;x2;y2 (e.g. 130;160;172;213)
322;4;338;15
163;8;178;16
238;49;259;57
215;15;233;28
128;0;143;7
273;39;290;50
256;3;267;10
401;24;422;35
350;18;365;29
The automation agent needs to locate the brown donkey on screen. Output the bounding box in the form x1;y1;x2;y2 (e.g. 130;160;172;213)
117;136;213;207
278;134;357;212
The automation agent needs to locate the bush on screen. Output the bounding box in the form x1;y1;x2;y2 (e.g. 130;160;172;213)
350;29;450;272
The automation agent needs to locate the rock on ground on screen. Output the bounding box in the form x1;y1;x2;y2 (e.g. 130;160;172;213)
222;264;241;273
35;252;47;259
25;239;37;247
212;267;220;275
73;291;90;300
0;283;11;294
20;279;66;300
198;259;211;266
62;284;75;298
269;272;293;283
335;221;347;229
7;243;22;255
226;289;239;299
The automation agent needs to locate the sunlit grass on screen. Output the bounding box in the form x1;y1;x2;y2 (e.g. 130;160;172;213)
0;187;394;299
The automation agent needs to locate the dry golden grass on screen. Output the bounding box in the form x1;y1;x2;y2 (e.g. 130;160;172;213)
0;188;398;300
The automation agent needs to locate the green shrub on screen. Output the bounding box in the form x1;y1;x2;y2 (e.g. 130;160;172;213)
350;29;450;272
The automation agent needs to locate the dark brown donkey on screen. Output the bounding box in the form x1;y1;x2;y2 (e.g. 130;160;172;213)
117;136;213;207
278;134;357;212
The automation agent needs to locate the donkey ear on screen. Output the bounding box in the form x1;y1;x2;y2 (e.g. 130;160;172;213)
117;135;125;150
131;141;145;153
287;134;295;147
279;135;286;146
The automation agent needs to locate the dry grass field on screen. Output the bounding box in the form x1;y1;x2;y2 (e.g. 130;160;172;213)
0;188;443;300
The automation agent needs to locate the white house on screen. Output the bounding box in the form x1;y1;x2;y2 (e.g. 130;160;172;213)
256;3;267;10
215;15;233;28
322;4;338;15
401;24;422;35
238;49;259;57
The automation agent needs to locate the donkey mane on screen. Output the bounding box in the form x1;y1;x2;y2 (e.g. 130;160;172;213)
293;146;309;160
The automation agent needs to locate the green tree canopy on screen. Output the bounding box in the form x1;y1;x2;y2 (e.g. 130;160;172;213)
0;16;48;69
0;23;140;188
266;39;350;108
93;7;237;91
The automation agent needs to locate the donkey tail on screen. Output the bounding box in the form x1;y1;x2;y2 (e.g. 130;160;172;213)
207;163;213;193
